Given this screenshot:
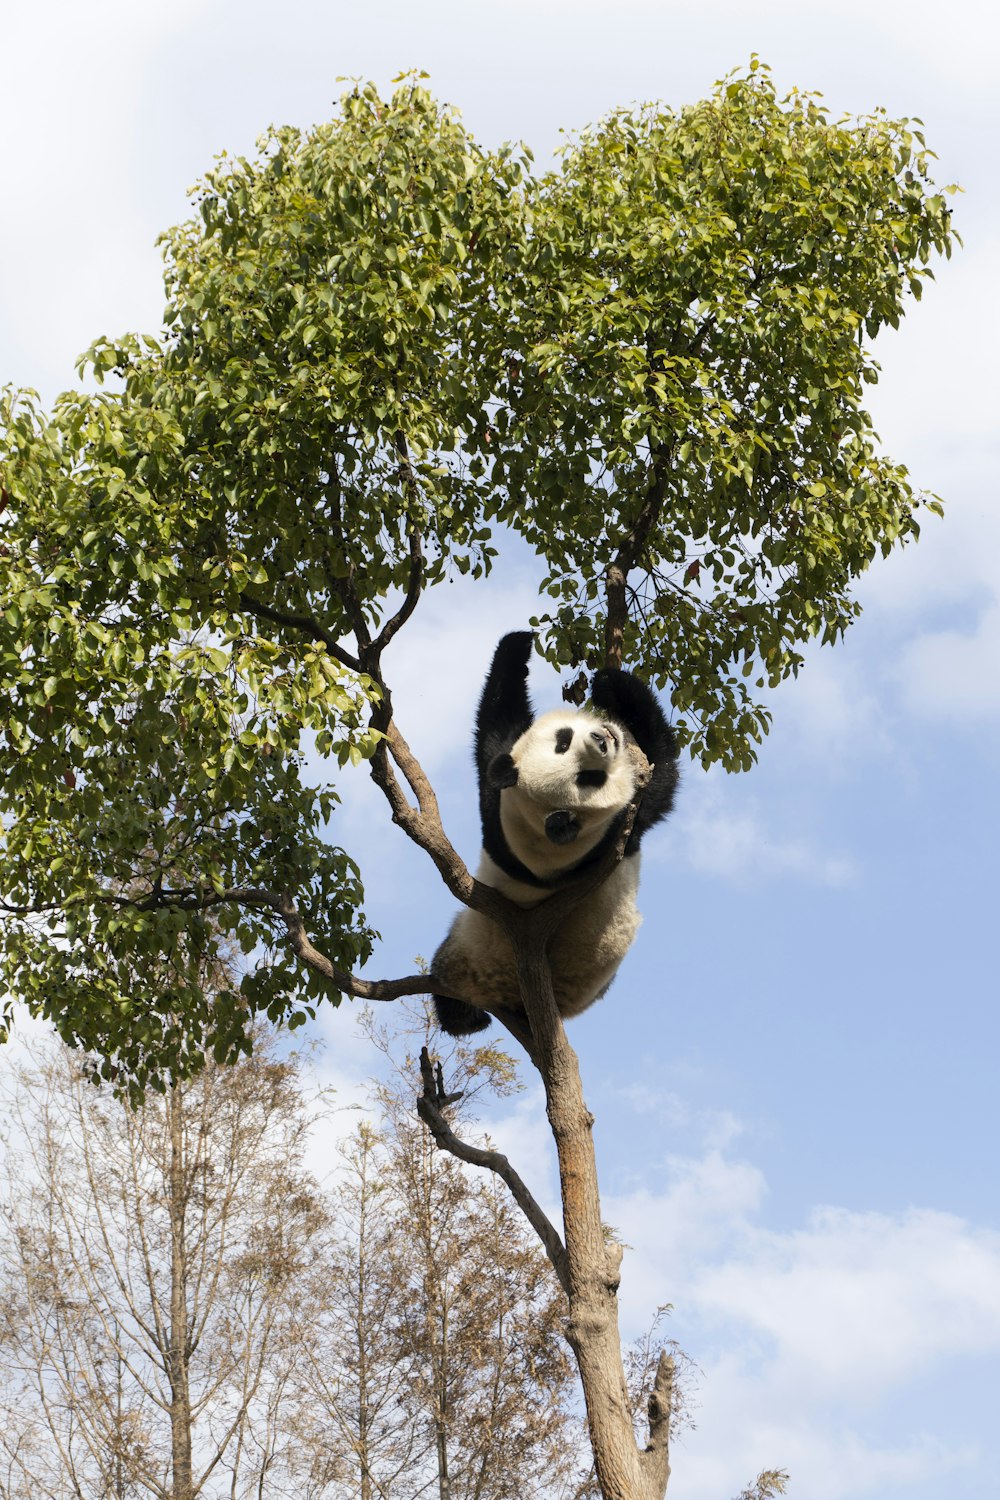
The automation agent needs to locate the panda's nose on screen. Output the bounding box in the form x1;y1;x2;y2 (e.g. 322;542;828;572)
590;730;609;755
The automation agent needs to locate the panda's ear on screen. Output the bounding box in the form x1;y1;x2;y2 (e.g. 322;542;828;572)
486;752;518;789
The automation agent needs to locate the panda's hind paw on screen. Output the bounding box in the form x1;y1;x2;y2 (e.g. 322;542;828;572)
432;994;494;1037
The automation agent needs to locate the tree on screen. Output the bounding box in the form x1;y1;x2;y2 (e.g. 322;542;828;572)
0;64;955;1499
0;1035;322;1500
0;1018;586;1500
291;1119;426;1499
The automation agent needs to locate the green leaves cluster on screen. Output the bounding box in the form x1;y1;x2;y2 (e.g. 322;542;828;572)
492;60;955;767
0;393;378;1087
0;67;955;1075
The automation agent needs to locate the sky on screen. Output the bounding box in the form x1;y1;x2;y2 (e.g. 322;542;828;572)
1;2;998;1497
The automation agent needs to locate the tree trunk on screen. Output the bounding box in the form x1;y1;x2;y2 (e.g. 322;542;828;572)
514;937;671;1500
168;1085;194;1500
434;1287;451;1500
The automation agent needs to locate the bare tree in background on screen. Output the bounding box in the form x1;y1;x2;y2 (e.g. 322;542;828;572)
290;1118;432;1498
0;1018;591;1500
0;1036;321;1500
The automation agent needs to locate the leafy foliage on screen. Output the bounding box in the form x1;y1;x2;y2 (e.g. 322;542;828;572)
0;81;527;1082
492;59;955;766
0;67;955;1078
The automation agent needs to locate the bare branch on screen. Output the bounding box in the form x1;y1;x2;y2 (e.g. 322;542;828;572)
373;522;423;655
416;1047;570;1296
223;888;471;1003
367;719;516;916
640;1350;674;1492
490;1004;539;1065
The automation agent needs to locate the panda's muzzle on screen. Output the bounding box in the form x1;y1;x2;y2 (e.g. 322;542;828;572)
544;809;581;845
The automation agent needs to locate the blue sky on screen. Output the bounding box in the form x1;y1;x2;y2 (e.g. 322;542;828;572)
2;2;998;1496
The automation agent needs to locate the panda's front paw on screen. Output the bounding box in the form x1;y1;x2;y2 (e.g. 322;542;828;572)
494;631;535;675
544;809;580;845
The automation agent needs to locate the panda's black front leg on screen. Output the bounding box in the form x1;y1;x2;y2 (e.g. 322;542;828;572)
591;668;679;846
475;631;535;775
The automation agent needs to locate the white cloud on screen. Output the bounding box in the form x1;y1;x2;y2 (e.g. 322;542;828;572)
894;602;1000;723
607;1152;769;1315
613;1081;745;1153
667;773;856;886
676;1393;976;1500
602;1131;1000;1500
692;1205;1000;1396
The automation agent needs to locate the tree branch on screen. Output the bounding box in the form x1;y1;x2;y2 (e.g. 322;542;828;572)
372;433;425;654
222;888;474;1003
603;436;674;671
416;1046;570;1296
237;592;361;673
366;717;516;917
324;475;372;651
641;1350;674;1492
373;519;423;654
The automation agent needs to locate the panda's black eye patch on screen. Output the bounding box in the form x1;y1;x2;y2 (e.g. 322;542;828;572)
576;769;608;789
554;727;573;754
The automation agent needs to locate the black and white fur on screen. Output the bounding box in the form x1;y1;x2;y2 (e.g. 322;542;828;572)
432;632;678;1036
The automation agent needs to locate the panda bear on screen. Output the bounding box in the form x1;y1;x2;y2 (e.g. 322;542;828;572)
431;631;678;1036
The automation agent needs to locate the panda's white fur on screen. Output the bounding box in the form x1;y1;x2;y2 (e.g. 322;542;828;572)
433;708;644;1016
499;709;637;876
431;632;678;1036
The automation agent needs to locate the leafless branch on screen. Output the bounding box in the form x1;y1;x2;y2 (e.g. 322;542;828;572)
641;1350;674;1491
416;1047;570;1296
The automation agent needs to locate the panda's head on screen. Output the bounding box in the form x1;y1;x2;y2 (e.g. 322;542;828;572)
487;709;638;874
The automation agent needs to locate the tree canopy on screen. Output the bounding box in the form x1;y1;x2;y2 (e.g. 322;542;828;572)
0;64;954;1083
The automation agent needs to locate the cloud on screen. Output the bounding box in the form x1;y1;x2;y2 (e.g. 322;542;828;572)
676;1395;976;1500
613;1081;745;1152
894;602;1000;723
601;1129;1000;1500
666;773;856;886
693;1205;1000;1396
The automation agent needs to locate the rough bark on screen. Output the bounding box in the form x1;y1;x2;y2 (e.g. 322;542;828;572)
508;935;671;1500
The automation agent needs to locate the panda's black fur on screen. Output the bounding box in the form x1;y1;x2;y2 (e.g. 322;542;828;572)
432;631;678;1036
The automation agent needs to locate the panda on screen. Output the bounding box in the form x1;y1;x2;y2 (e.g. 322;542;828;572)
431;631;678;1036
